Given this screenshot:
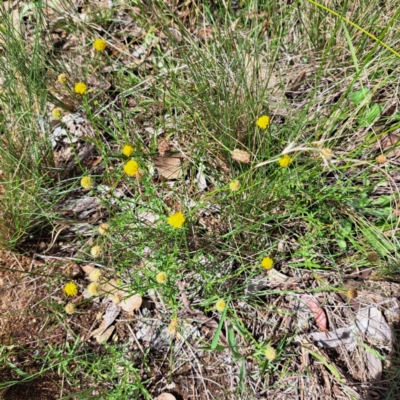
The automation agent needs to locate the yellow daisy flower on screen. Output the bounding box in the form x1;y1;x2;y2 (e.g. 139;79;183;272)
89;268;102;282
93;38;107;52
256;115;270;129
167;211;185;228
74;82;87;95
80;176;93;190
51;108;62;120
90;245;102;258
122;144;134;157
278;154;292;168
215;299;226;313
156;271;167;284
261;257;274;270
124;160;139;176
64;281;78;297
229;179;241;192
98;223;109;235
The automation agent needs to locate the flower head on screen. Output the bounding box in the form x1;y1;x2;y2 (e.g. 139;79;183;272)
278;154;292;168
89;268;102;282
156;271;167;284
261;257;274;270
57;73;67;84
229;179;241;192
87;282;100;296
64;281;78;297
52;108;62;120
122;144;134;157
265;345;276;361
231;149;250;164
347;288;357;299
376;154;387;164
65;303;75;314
80;176;93;190
98;223;109;235
167;211;185;228
74;82;87;95
124;159;139;176
90;245;102;258
256;115;270;129
93;38;107;52
112;294;122;304
215;299;226;313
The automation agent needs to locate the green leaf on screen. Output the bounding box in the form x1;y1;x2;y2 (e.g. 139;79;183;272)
211;305;227;350
358;103;382;126
337;239;347;249
308;350;345;383
370;196;391;207
349;88;370;104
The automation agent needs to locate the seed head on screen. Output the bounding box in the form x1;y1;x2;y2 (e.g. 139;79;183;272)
89;268;102;282
376;154;387;164
57;73;67;84
90;245;102;258
87;282;100;296
231;149;250;164
156;271;167;284
98;223;109;235
65;303;75;314
265;346;277;361
51;108;62;120
229;179;241;192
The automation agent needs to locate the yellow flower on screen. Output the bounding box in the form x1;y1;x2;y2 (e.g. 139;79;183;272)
124;159;139;176
122;144;134;157
80;176;93;190
156;271;167;284
57;73;67;84
87;282;100;296
215;299;226;313
278;154;292;168
89;268;102;282
64;281;78;297
231;149;250;164
93;38;107;52
98;223;109;235
116;279;122;285
376;154;387;164
261;257;274;270
256;115;270;129
265;346;276;361
90;245;102;258
74;82;87;95
229;179;241;192
65;303;75;314
51;108;62;120
167;211;185;228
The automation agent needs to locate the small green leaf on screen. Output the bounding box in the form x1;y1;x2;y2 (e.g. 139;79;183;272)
337;239;347;249
358;103;382;126
349;88;370;104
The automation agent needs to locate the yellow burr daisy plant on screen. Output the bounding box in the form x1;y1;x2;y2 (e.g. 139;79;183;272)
256;115;270;129
124;159;139;176
65;303;75;314
229;179;241;192
93;38;107;52
64;281;78;297
167;211;185;228
278;154;292;168
74;82;87;95
98;223;109;235
261;257;274;270
89;268;102;282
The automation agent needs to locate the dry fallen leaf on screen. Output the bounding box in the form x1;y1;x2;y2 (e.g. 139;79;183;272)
94;325;115;344
373;133;400;158
157;393;176;400
81;264;96;276
365;350;382;380
355;306;392;345
309;328;355;349
154;155;182;179
301;295;328;332
119;293;142;316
